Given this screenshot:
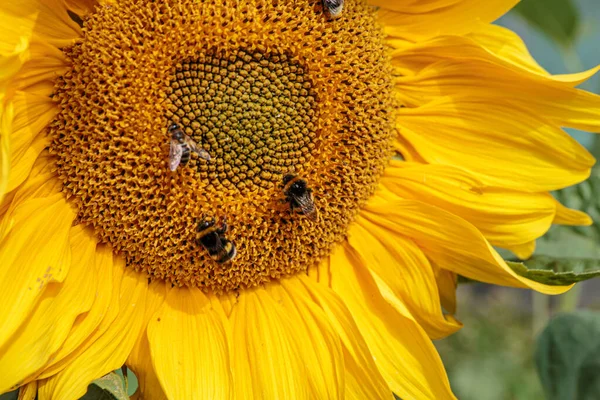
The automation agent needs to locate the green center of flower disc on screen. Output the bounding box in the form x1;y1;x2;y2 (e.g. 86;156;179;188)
48;0;395;293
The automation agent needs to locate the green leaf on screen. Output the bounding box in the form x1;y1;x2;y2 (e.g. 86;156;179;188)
506;256;600;285
535;311;600;400
81;372;129;400
513;0;579;46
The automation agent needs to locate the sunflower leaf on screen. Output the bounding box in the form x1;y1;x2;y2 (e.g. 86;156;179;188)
81;372;129;400
505;256;600;285
535;311;600;400
513;0;579;46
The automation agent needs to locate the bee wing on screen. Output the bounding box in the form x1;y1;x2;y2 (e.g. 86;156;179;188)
169;139;183;171
183;135;211;161
296;193;318;221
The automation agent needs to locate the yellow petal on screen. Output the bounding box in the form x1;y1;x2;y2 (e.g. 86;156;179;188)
381;161;556;246
0;193;74;349
396;97;594;191
10;91;56;161
18;381;37;400
374;0;517;42
363;191;572;294
395;53;600;133
348;220;461;339
0;165;63;240
0;101;12;204
230;288;309;400
434;267;457;315
147;287;232;400
0;225;96;394
553;199;593;226
36;248;124;380
37;265;147;400
275;279;345;399
1;0;81;48
35;244;115;379
330;244;456;399
8;41;68;96
465;23;548;76
7;134;48;193
127;281;168;400
505;240;536;260
299;273;393;399
466;23;600;86
64;0;98;17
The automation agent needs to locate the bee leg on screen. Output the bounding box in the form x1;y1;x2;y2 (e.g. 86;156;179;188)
217;222;228;235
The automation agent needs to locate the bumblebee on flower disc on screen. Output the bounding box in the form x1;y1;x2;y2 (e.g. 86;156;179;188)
196;217;237;264
282;174;318;221
168;123;211;171
323;0;343;18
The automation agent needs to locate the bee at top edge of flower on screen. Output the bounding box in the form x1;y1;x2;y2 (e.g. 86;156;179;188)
323;0;344;18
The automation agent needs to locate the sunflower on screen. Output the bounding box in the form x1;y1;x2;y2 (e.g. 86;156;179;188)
1;0;599;398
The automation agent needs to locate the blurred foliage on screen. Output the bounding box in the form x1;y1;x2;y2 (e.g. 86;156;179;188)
436;288;546;400
514;0;579;46
535;311;600;400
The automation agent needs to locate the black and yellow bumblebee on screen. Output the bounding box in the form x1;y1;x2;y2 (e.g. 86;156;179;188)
195;218;237;264
282;174;318;221
323;0;343;18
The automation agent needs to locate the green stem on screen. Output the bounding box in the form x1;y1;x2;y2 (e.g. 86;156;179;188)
532;292;550;337
558;284;582;313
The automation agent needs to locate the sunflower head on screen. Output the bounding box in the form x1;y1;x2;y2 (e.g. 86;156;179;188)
47;0;395;292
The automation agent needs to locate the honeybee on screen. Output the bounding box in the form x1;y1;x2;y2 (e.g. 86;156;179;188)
196;217;237;264
168;123;211;171
323;0;343;18
282;174;318;221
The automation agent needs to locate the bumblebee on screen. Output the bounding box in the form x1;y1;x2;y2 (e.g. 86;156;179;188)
196;218;237;264
282;174;318;221
323;0;343;18
168;123;211;171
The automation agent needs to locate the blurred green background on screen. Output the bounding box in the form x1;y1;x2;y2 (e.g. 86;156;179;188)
436;1;600;398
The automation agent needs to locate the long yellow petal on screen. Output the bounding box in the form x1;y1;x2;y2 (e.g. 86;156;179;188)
465;24;600;86
127;281;168;400
34;244;114;379
276;279;345;399
381;161;556;246
37;265;147;400
0;101;12;204
147;287;232;400
363;190;572;295
348;220;461;339
8;41;68;96
396;97;594;191
395;56;600;133
1;0;81;48
0;192;74;349
64;0;98;17
230;288;309;400
0;225;96;394
505;240;536;260
35;248;124;380
434;267;457;315
299;273;393;400
373;0;517;42
17;381;37;400
330;244;456;399
553;199;593;226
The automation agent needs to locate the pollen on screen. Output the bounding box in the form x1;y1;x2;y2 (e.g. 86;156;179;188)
49;0;395;293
